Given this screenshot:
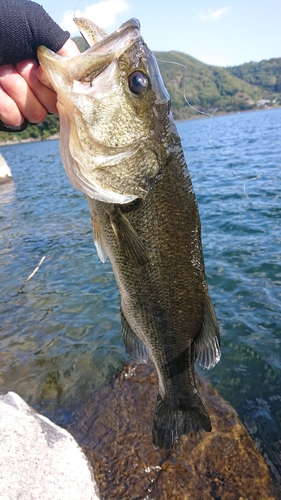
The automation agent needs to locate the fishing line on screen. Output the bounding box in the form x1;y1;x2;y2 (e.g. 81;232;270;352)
73;0;83;13
68;9;278;223
155;57;226;171
156;58;215;120
155;57;279;216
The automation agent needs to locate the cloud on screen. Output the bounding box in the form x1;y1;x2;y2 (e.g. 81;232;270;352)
61;0;129;35
199;7;230;21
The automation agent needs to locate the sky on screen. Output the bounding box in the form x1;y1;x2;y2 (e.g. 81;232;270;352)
39;0;281;67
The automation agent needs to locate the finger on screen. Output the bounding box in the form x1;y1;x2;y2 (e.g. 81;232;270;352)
37;39;80;89
16;60;58;114
57;39;80;57
37;65;54;91
0;64;47;124
0;84;24;127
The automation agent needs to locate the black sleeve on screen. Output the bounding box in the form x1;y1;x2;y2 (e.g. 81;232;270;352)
0;0;70;65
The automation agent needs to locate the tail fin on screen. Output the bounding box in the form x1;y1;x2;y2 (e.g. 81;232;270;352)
152;393;211;450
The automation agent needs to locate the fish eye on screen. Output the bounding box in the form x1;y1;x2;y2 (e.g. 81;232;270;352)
128;71;149;96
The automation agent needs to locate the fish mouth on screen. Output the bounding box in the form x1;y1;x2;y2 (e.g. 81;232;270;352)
37;18;141;88
67;19;141;81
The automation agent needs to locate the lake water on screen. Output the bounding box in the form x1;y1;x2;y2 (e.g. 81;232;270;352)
0;108;280;486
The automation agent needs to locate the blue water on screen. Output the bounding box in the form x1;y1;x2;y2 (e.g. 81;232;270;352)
1;108;281;485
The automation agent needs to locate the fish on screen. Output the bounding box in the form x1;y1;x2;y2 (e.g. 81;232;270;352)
37;17;221;450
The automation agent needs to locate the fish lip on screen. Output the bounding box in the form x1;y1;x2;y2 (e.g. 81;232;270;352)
113;18;141;36
67;18;141;81
85;18;140;54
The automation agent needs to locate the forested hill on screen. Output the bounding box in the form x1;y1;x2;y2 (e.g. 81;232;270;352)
0;39;280;142
226;58;281;93
155;51;281;119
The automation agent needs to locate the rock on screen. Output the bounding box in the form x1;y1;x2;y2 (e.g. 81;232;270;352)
67;361;277;500
0;392;100;500
0;153;12;183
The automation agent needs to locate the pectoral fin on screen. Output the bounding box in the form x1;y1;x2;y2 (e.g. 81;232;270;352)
194;291;221;370
110;208;148;265
121;310;149;363
92;217;108;263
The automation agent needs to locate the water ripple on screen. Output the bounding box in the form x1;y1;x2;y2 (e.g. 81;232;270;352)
1;109;281;484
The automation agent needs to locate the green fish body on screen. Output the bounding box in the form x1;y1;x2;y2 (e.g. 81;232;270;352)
38;18;220;450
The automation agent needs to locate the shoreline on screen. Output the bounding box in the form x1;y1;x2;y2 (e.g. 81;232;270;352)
0;105;280;148
0;132;60;148
174;102;281;122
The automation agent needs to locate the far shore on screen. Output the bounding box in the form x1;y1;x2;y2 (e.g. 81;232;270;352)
0;105;280;148
0;132;60;148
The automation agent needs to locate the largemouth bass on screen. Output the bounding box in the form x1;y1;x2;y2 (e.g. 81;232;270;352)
38;18;221;450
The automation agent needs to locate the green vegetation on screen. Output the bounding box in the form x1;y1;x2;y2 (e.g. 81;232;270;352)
226;58;281;93
155;51;266;119
0;114;59;143
1;38;280;143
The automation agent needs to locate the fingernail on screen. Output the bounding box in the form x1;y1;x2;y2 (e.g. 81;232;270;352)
16;60;38;74
0;65;14;78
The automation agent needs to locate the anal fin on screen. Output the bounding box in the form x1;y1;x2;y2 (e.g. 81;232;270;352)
92;217;108;263
121;310;149;363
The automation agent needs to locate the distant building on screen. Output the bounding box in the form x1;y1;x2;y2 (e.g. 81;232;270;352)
256;99;271;107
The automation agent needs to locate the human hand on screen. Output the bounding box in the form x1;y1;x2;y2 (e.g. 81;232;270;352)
0;39;79;130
